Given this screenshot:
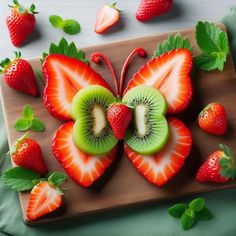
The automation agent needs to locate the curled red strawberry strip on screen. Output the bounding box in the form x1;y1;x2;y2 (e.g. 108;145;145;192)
91;52;119;96
119;48;146;95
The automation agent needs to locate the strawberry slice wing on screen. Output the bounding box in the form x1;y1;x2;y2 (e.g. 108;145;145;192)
123;49;192;114
43;54;112;121
124;117;192;187
52;122;118;187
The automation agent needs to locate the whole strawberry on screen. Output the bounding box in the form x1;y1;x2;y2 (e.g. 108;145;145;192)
11;134;48;175
0;51;38;96
107;101;132;140
136;0;173;22
198;103;227;136
6;0;37;47
196;144;236;183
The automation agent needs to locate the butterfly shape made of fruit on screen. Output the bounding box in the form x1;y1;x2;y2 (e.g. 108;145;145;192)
42;41;192;187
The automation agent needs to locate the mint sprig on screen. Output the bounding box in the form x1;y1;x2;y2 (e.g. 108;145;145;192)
195;21;229;71
1;167;67;193
1;167;40;191
14;105;45;132
168;198;213;230
49;15;80;35
152;33;193;58
41;37;89;64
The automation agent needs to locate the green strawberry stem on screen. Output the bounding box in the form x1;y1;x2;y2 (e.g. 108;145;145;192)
9;0;38;14
219;144;236;178
0;51;21;74
119;48;146;95
10;132;29;154
109;2;122;12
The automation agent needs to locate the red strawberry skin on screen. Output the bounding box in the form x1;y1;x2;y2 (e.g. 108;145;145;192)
136;0;173;22
198;103;227;136
27;181;62;221
123;49;192;114
4;58;38;96
52;122;118;187
43;54;112;121
124;117;192;187
12;138;48;175
107;103;132;140
196;150;230;183
6;8;36;47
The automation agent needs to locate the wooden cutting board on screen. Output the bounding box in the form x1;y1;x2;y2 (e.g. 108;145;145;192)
1;24;236;225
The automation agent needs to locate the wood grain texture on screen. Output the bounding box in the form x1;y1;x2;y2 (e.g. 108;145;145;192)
0;24;236;225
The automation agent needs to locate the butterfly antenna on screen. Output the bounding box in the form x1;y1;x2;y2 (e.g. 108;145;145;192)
119;48;146;96
91;52;119;96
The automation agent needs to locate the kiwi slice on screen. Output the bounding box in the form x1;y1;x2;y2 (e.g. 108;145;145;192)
71;85;118;155
122;85;169;155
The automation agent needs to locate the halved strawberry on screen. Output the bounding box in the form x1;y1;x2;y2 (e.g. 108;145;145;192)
123;49;192;114
52;122;118;187
124;117;192;187
42;54;112;121
27;181;62;221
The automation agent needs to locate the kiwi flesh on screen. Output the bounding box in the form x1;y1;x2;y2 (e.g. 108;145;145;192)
122;85;169;155
71;85;118;155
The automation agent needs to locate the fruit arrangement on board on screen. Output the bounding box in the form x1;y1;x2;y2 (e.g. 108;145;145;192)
1;0;236;226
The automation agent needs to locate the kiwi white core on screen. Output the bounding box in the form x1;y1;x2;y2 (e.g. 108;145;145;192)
135;104;148;136
92;105;106;135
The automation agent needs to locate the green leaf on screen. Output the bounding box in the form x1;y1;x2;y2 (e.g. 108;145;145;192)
195;21;229;72
63;19;81;35
180;209;196;230
1;167;40;191
67;42;78;58
168;204;187;218
49;15;64;29
152;33;193;58
30;119;45;132
23;105;33;119
195;206;213;221
189;198;205;212
48;172;67;187
14;118;31;132
36;71;46;85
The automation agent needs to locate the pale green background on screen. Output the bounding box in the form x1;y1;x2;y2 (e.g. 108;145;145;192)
1;1;236;235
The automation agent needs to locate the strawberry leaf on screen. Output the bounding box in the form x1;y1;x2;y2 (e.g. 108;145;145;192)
195;21;229;71
153;33;193;58
1;167;40;191
48;172;67;187
168;203;187;218
189;198;205;212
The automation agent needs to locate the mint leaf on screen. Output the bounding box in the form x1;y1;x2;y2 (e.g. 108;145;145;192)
48;172;67;187
195;21;229;71
1;167;40;191
195;206;213;221
14;105;45;132
30;118;45;132
63;19;81;35
14;118;31;131
168;204;187;218
23;105;33;119
153;34;193;58
180;209;196;230
49;15;64;29
189;198;205;212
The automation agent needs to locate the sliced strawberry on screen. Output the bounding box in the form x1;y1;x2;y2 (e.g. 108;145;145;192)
42;54;112;121
124;117;192;187
27;181;62;221
52;122;118;187
123;49;192;114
